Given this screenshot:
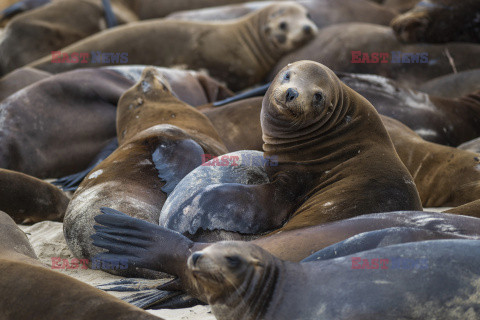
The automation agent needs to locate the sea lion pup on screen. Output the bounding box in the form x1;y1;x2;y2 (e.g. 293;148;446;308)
27;2;317;91
269;23;480;88
188;240;480;320
0;211;162;320
158;60;421;239
92;209;480;309
0;66;231;179
0;169;69;224
64;67;227;277
167;0;396;28
391;0;480;44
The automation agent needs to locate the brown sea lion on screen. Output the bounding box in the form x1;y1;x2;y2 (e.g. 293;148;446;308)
270;23;480;87
391;0;480;44
167;0;397;28
92;209;480;309
0;66;231;179
419;68;480;98
0;67;50;102
158;60;421;241
27;2;317;91
64;68;227;277
0;211;162;319
204;94;480;208
0;0;137;75
187;240;480;320
0;169;69;224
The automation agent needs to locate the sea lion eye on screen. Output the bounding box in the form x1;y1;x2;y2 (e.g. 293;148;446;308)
313;92;324;105
279;22;288;31
283;72;291;81
306;13;312;19
225;256;241;268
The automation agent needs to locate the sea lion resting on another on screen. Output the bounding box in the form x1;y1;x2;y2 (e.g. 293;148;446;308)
158;60;421;241
391;0;480;44
188;240;480;320
0;211;162;319
27;2;317;91
64;68;227;277
92;209;480;310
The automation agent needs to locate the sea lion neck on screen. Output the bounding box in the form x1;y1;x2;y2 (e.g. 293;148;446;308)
211;255;283;320
262;83;354;163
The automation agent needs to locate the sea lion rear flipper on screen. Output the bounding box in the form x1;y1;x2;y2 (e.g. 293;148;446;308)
53;138;118;191
92;207;194;276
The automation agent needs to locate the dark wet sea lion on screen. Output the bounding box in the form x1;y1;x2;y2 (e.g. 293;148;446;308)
0;211;163;319
391;0;480;44
64;68;227;277
27;2;317;91
188;240;480;319
0;67;50;102
0;66;231;179
0;169;69;224
270;23;480;87
92;209;480;309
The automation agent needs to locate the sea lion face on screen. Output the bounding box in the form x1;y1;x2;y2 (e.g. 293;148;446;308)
263;3;318;52
187;242;267;303
262;60;341;136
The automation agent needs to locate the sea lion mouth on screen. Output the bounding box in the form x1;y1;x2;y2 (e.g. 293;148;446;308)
274;97;299;117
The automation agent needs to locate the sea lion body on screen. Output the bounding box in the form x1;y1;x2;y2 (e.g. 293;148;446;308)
27;2;317;91
189;240;480;320
64;68;226;276
0;67;50;102
158;61;422;240
419;68;480;98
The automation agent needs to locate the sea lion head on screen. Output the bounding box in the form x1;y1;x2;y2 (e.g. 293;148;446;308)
187;241;278;310
391;0;458;43
262;2;318;53
261;60;346;141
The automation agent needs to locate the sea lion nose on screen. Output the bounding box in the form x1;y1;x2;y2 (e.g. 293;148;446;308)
303;25;313;35
285;88;299;102
191;252;203;266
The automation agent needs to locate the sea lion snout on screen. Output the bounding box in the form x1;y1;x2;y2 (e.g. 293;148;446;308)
285;88;299;102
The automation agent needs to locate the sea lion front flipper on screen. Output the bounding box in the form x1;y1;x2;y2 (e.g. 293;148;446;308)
53;138;118;191
92;207;194;276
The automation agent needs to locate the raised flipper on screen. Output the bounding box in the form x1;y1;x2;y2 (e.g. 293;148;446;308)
53;138;118;191
212;82;270;107
301;227;463;263
0;0;50;23
101;0;117;28
92;207;195;276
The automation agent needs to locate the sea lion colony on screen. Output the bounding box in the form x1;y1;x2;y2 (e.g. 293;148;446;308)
0;0;480;319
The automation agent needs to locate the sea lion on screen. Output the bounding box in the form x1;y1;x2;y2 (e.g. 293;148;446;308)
27;2;318;91
157;60;422;241
0;67;50;102
64;68;227;277
0;0;136;75
0;66;231;179
92;209;480;309
0;169;69;224
270;23;480;87
187;240;480;320
391;0;480;44
419;68;480;98
0;211;162;319
167;0;397;28
458;137;480;154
